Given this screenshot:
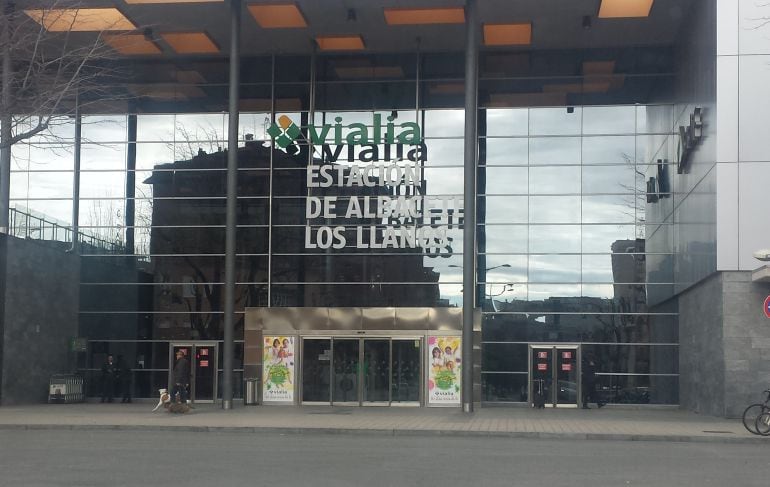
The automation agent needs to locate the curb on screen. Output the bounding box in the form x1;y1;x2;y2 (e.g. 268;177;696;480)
0;423;766;444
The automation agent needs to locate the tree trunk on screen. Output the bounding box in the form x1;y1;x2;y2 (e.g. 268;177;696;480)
0;0;13;234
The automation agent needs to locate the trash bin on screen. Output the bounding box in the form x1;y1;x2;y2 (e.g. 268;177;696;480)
244;378;259;405
48;374;85;404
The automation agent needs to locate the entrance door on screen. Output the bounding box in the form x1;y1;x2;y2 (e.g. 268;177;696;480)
304;337;422;406
301;338;331;403
391;339;421;404
530;345;579;408
362;339;390;405
169;343;218;403
332;339;359;405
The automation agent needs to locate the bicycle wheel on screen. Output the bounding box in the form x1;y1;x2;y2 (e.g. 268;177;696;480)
756;411;770;436
742;403;767;435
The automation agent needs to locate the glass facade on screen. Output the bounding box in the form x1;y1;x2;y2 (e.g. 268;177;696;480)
8;50;678;404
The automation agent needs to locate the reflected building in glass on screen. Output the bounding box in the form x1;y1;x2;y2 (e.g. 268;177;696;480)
3;0;768;418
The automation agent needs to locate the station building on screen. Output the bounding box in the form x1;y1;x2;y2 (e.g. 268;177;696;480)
0;0;768;417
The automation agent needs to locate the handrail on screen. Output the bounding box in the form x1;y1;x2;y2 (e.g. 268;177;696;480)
7;207;125;255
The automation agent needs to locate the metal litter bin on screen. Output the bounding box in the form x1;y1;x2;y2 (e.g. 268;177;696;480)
244;378;259;405
48;374;85;403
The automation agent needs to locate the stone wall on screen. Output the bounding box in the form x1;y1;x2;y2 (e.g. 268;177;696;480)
679;271;770;417
0;236;80;404
721;272;770;417
678;272;725;416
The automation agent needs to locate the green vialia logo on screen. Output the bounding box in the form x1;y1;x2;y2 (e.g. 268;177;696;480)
267;114;422;152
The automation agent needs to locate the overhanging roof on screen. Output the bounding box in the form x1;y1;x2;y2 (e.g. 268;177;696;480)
15;0;697;56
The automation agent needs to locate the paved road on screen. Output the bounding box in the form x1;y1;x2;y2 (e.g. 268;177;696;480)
1;430;768;487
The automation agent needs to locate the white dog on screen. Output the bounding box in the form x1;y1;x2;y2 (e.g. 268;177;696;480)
152;388;171;412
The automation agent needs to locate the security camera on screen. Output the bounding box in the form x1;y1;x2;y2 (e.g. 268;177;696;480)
753;249;770;261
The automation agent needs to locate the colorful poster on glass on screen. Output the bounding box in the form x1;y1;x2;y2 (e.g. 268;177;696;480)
427;336;461;406
262;336;295;403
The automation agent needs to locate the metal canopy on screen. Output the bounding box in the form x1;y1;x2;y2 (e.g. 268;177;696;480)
15;0;696;56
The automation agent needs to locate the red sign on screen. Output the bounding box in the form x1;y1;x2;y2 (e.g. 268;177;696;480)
200;348;209;356
537;351;548;359
537;363;548;371
764;295;770;319
562;351;572;359
199;360;209;367
561;363;572;371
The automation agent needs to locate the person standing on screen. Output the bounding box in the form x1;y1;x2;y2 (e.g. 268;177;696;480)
100;355;117;403
171;349;191;404
116;355;132;403
582;357;604;409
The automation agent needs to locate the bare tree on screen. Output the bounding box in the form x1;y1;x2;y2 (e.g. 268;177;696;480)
0;1;131;233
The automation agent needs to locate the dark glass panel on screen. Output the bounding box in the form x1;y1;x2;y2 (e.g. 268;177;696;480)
481;314;676;343
421;52;464;80
481;343;529;372
271;254;461;284
582;344;678;374
81;256;267;283
594;374;678;405
316;82;416;111
269;283;452;308
145;226;269;254
482;373;528;402
274;55;311;82
274;83;310;111
271;225;463;255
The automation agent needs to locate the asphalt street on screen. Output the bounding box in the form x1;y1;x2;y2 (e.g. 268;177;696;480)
1;430;768;487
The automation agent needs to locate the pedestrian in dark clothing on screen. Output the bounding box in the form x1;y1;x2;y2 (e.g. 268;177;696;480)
582;358;604;409
171;349;190;404
101;355;117;403
116;355;132;403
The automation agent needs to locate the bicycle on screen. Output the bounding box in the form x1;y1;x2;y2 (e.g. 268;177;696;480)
756;410;770;436
742;389;770;435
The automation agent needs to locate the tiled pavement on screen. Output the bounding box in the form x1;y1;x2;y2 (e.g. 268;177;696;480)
0;403;766;443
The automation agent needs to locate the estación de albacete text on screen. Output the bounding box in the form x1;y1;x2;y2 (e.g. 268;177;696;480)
1;0;769;419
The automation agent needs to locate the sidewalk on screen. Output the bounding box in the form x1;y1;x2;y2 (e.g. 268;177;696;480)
0;403;765;444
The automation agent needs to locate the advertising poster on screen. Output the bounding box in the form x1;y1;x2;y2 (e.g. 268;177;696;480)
427;336;461;406
262;336;295;403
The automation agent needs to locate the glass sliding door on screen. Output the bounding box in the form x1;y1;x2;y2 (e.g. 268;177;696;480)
529;345;580;408
362;339;390;404
301;338;331;403
392;339;421;404
332;339;359;404
300;336;423;406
